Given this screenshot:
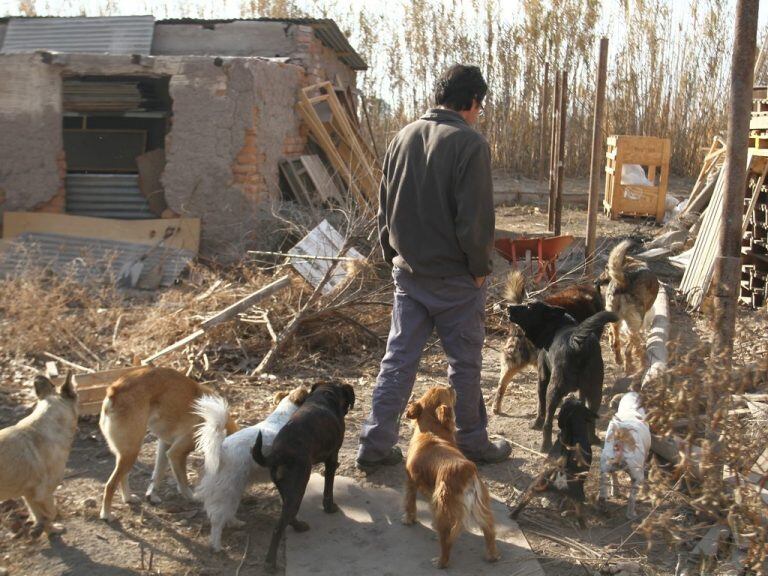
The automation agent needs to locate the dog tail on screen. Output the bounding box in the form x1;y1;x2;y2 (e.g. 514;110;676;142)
569;311;619;351
607;240;632;288
462;473;495;531
504;270;527;303
252;431;270;468
193;395;230;475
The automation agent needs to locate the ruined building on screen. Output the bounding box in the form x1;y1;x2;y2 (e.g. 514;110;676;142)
0;15;366;258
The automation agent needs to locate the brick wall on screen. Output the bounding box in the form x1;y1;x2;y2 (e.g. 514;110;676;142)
291;25;357;88
232;108;268;201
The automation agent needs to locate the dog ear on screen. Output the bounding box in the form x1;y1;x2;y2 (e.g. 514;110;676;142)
405;402;422;420
60;371;77;399
34;375;55;399
341;384;355;412
436;404;455;429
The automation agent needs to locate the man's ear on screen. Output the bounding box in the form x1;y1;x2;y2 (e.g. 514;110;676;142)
341;384;355;412
405;402;422;420
436;404;454;428
34;375;55;399
60;371;77;400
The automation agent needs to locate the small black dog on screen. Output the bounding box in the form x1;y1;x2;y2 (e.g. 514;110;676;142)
507;302;617;451
252;381;355;571
509;396;596;526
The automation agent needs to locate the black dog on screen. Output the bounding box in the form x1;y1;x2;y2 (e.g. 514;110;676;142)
509;397;596;526
507;302;617;451
252;382;355;571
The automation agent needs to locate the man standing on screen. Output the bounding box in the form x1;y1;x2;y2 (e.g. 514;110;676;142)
356;64;511;470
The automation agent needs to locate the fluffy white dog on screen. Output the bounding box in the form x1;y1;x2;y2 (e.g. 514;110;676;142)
598;391;651;519
193;386;309;550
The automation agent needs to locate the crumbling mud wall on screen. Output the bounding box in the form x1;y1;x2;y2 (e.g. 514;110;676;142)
0;53;304;257
0;53;63;216
162;57;304;259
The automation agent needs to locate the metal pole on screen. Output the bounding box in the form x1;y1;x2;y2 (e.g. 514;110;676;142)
586;38;609;274
538;61;550;181
553;70;567;236
548;73;561;232
711;0;758;363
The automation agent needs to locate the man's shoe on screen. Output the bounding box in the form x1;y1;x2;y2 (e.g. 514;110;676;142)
356;446;403;472
473;439;512;464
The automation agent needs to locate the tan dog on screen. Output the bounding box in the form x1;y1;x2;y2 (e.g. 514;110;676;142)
0;373;78;537
403;386;500;569
600;240;660;373
99;366;237;521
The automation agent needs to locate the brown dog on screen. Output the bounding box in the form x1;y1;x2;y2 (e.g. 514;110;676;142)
403;386;500;569
494;270;604;414
99;366;237;521
0;373;78;537
599;240;659;373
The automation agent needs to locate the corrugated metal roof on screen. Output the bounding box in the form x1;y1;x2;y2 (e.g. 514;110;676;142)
0;232;194;288
0;15;155;55
66;174;156;220
158;17;367;70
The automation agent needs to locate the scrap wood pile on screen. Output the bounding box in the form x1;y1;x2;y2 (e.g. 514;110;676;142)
637;330;768;575
639;91;768;312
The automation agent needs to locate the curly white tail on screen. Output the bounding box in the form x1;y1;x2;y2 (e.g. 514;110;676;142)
193;395;230;475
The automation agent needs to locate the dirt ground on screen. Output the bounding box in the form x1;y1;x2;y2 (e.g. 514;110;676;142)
1;187;766;576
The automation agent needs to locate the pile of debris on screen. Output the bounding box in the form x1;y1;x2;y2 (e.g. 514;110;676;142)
0;79;389;416
637;90;768;311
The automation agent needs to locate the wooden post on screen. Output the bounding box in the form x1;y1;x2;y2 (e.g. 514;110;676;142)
711;0;758;363
553;70;568;236
548;73;561;232
538;61;550;181
586;38;609;274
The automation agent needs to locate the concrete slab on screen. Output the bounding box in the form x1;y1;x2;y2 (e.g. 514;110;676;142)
286;474;544;576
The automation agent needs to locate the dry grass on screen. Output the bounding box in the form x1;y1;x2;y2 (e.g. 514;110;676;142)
0;208;390;378
640;324;768;572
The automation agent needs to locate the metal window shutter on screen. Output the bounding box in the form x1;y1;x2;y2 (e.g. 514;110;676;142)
65;174;155;220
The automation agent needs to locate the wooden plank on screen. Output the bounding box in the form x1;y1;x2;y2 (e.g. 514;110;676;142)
51;366;138;414
141;275;292;365
299;83;380;211
200;275;292;329
3;212;200;253
279;159;320;218
141;329;206;365
300;155;344;204
742;161;768;236
298;100;371;212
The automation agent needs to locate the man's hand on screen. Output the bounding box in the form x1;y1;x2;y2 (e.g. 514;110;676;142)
473;275;486;288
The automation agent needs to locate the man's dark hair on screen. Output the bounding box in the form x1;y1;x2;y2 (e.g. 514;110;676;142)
434;64;488;111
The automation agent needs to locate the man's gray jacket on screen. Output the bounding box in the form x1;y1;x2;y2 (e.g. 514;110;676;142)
378;108;495;278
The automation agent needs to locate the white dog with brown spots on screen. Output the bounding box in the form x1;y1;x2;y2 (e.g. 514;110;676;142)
599;391;651;519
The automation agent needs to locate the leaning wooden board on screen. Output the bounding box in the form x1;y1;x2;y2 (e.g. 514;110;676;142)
52;367;137;416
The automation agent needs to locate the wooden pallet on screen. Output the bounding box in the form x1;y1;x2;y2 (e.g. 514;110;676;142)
603;135;671;223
